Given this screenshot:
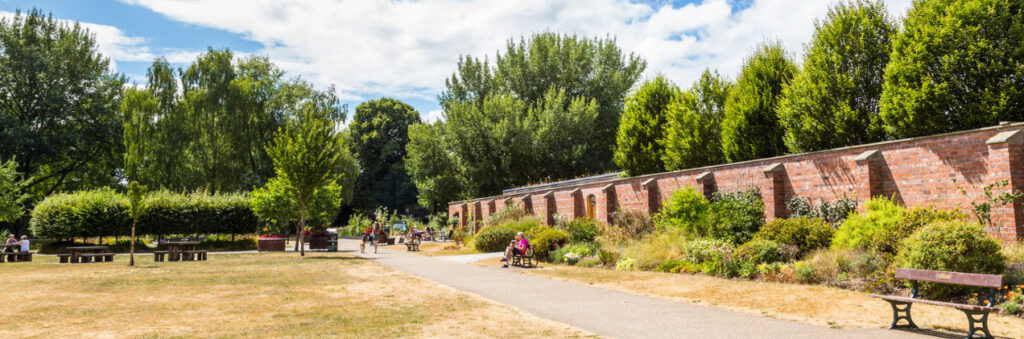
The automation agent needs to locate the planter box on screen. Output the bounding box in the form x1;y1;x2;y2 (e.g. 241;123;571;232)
308;236;327;250
258;238;286;252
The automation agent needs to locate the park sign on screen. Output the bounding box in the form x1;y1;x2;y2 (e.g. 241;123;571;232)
392;221;407;233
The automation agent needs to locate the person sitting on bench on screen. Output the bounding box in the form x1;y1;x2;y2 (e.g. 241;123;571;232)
501;232;529;268
16;235;29;252
4;234;15;253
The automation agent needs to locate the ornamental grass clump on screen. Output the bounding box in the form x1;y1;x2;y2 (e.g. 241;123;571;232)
621;229;689;270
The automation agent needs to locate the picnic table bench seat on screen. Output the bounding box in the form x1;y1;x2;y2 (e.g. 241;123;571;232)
510;245;534;268
406;238;420;251
870;268;1002;339
1;251;32;263
180;250;208;261
153;251;168;262
78;253;114;263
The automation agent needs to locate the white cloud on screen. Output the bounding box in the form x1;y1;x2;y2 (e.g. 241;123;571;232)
425;110;445;123
0;10;200;71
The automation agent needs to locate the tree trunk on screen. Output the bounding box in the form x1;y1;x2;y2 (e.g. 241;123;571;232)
129;220;136;267
298;203;307;257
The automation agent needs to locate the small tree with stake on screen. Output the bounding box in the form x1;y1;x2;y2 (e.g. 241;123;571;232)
266;102;346;257
127;181;146;266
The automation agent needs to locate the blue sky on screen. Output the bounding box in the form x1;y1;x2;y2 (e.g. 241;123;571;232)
0;0;912;122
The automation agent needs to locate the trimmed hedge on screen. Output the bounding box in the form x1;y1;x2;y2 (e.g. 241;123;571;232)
30;189;258;239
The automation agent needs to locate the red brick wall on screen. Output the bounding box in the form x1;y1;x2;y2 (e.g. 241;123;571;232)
450;124;1024;241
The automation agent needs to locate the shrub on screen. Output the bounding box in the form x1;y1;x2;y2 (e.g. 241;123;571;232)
873;207;967;256
656;187;710;231
656;259;685;272
622;229;689;270
616;257;635;271
832;197;903;251
786;196;857;226
473;226;517;252
550;243;595;264
531;228;569;261
501;216;542;234
486;201;529;225
684;238;731;264
610;209;656;240
564;218;600;243
30;188;129;240
705;187;765;244
894;221;1007;297
754;217;833;256
803;248;887;287
577;255;603;268
737;239;782;265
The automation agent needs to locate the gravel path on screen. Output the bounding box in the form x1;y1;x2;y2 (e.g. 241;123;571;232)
340;239;930;339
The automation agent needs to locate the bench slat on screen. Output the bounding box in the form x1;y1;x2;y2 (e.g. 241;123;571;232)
894;268;1002;288
870;294;997;312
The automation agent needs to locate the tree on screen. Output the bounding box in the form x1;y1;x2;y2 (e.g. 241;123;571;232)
0;9;125;199
879;0;1024;138
405;122;465;213
614;75;679;176
662;69;731;170
779;0;896;152
0;158;28;224
250;176;344;242
440;32;646;189
721;41;797;162
265;90;347;256
349;98;420;212
127;182;146;267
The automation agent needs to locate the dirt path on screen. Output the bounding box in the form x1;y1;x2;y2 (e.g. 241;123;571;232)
341;239;930;339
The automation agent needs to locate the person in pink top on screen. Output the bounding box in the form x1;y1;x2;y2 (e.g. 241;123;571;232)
501;232;529;268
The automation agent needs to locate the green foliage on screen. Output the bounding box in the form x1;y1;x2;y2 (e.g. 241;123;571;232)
738;239;783;265
779;0;895;152
405;122;465;212
549;242;596;265
249;176;343;228
705;188;765;244
531;228;569;261
720;40;797;162
754;217;834;256
662;69;731;170
0;9;126;199
473;226;517;252
614;75;679;176
29;189;256;239
0;158;28;223
655;187;711;231
564;218;600;243
832;197;904;251
803;248;888;287
958;179;1024;228
874;207;968;256
894;221;1007;297
880;0;1024;138
785;196;857;226
499;216;542;234
610;209;656;240
350;98;421;211
486;201;529;225
431;32;646;197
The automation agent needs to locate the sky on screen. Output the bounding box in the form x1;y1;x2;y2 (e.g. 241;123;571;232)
0;0;914;123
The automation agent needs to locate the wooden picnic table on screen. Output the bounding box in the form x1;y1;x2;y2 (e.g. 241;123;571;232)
164;241;200;261
65;246;110;263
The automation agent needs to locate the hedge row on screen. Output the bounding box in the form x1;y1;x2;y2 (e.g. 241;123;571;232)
30;188;257;239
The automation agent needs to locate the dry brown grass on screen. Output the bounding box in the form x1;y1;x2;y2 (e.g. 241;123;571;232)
471;258;1024;338
410;241;480;257
0;253;589;338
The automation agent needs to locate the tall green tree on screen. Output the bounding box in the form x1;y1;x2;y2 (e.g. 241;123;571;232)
662;69;732;170
442;33;645;170
0;9;125;198
614;75;679;176
880;0;1024;138
265;90;348;256
0;158;28;224
779;0;896;152
721;41;797;162
349;98;420;212
405;122;465;213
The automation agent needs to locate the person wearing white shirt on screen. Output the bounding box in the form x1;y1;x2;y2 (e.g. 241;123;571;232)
17;235;29;252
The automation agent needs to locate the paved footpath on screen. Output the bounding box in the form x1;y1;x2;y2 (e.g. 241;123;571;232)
340;240;930;339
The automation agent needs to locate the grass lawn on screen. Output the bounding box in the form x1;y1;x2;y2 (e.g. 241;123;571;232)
472;258;1024;338
0;253;588;338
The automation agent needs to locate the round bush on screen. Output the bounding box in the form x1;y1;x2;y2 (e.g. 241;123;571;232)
738;239;783;264
531;228;569;261
873;207;967;256
30;188;129;239
832;197;903;251
565;218;600;243
754;217;833;256
473;226;517;252
894;220;1007;297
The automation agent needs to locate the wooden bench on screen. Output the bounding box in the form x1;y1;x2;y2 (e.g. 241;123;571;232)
0;252;32;263
79;253;113;263
510;246;534;268
153;251;168;262
181;250;207;261
58;253;71;263
406;238;420;251
870;268;1001;339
